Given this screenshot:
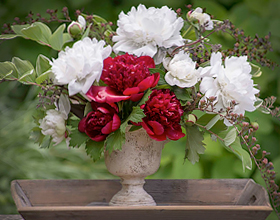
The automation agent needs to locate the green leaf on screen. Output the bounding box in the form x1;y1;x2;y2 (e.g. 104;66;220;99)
205;114;221;130
81;24;92;40
184;124;206;164
223;128;236;147
63;33;72;45
220;136;252;171
173;87;192;101
84;102;92;116
12;57;36;83
30;127;45;145
0;61;17;80
120;106;145;133
150;68;166;85
68;116;90;148
93;15;108;24
69;128;89;148
250;62;262;77
36;54;51;77
20;22;51;45
35;70;52;84
49;24;66;50
85;140;104;162
196;113;227;134
105;129;125;153
40;135;52;149
0;34;18;40
11;24;30;35
138;89;152;106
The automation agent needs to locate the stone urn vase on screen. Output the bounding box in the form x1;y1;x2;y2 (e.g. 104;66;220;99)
104;127;165;206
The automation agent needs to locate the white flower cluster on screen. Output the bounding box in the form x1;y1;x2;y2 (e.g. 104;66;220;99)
112;4;185;64
39;94;71;145
51;37;112;96
200;52;259;125
188;7;213;30
163;51;200;88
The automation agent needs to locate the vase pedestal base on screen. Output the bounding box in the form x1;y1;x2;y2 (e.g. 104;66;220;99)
109;179;156;206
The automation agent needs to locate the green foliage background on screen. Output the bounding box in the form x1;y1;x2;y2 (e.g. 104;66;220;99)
0;0;279;219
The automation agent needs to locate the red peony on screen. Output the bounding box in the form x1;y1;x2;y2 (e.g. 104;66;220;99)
78;102;121;141
140;89;185;141
86;54;160;103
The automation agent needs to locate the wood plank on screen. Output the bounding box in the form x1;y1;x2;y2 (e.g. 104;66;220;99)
13;179;252;206
10;179;272;220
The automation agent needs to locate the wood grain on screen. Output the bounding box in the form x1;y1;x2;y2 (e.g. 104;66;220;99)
11;179;272;220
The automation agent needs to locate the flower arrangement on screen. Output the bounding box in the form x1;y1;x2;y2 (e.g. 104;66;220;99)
0;4;280;216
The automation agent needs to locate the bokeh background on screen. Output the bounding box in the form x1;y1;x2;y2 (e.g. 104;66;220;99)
0;0;279;219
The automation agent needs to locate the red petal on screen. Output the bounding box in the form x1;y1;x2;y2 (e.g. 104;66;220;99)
151;72;160;87
149;133;167;141
130;93;144;102
137;75;154;91
112;114;121;131
138;56;155;68
141;121;155;135
101;121;113;134
97;107;111;114
123;87;140;95
166;128;185;141
147;121;164;135
86;86;130;103
78;118;87;133
91;134;107;142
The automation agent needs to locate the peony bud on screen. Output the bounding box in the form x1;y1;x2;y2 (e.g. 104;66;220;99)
67;15;86;38
251;122;259;131
185;114;197;126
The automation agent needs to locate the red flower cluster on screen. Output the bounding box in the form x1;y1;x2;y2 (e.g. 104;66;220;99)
78;102;121;141
86;54;160;103
140;89;185;141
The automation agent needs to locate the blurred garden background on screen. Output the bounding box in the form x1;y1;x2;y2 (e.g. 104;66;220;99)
0;0;280;219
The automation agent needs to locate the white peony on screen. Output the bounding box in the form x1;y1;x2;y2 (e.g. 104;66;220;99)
200;52;259;125
112;4;184;64
39;94;71;145
163;51;200;88
188;7;213;31
51;37;112;96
